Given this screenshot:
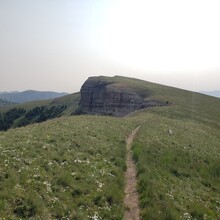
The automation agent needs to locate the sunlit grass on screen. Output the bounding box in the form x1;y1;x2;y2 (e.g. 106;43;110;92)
0;115;132;219
131;111;220;219
0;76;220;219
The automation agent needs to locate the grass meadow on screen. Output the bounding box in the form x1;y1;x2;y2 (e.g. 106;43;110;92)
0;76;220;219
130;109;220;219
0;115;135;219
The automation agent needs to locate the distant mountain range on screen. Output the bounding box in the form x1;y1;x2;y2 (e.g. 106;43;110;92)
200;91;220;98
0;90;68;104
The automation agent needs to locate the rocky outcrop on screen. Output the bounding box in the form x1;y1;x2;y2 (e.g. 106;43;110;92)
78;77;166;116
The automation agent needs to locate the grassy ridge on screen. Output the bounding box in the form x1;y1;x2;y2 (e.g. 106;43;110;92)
1;109;219;219
0;93;80;115
0;93;80;131
0;115;135;219
130;110;220;219
1;76;220;129
0;76;220;219
88;76;220;127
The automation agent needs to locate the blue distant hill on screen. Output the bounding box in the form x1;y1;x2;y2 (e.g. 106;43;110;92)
200;91;220;98
0;90;68;104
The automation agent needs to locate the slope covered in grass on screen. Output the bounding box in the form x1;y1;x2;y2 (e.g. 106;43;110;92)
1;75;220;130
0;115;138;219
1;109;219;219
0;76;219;219
97;76;220;125
0;92;80;114
128;109;220;219
0;93;80;131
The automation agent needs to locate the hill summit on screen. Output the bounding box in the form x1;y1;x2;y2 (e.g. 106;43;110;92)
78;76;167;116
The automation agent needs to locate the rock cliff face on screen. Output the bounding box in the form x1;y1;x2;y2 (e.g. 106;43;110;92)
79;77;165;116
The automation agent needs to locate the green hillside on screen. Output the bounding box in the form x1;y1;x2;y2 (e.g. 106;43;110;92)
2;92;80;114
0;116;132;219
129;111;220;219
0;76;219;219
94;76;220;128
0;93;80;131
1;76;220;130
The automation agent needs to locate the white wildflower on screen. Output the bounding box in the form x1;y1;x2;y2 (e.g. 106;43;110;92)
91;212;100;220
183;212;192;220
43;181;52;192
74;159;83;163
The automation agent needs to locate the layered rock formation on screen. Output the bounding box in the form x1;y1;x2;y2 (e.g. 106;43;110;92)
78;76;165;116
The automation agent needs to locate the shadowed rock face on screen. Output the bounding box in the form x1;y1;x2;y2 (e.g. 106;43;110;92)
79;77;165;116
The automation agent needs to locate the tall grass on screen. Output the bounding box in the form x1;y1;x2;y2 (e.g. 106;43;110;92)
0;115;130;219
131;111;220;219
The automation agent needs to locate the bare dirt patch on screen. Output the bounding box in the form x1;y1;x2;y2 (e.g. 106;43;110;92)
124;126;141;220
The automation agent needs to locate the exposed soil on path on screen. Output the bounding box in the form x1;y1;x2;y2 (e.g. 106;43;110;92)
124;126;141;220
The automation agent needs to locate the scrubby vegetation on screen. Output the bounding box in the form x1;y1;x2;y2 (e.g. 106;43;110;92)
0;108;26;131
0;98;15;107
0;105;67;131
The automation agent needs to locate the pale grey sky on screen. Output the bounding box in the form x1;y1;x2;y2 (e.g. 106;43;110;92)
0;0;220;93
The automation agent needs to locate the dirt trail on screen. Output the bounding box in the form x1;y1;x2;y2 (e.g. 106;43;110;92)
124;126;141;220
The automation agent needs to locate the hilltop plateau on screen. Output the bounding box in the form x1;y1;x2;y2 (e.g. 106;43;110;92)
78;76;167;116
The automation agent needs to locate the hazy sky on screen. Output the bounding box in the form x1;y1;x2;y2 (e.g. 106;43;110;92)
1;0;220;93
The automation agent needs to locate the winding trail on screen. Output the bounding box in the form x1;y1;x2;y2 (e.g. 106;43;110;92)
124;126;141;220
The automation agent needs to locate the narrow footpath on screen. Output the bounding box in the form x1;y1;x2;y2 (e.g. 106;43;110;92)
124;126;141;220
